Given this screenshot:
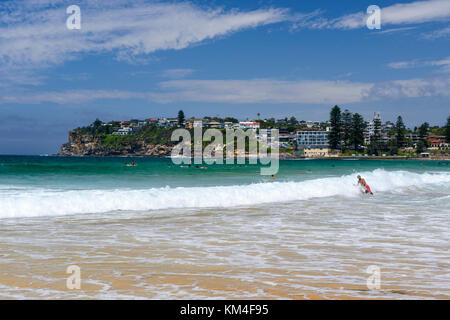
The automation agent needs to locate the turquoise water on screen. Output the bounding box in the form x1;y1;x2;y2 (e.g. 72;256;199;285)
1;156;449;218
0;155;449;299
1;155;448;190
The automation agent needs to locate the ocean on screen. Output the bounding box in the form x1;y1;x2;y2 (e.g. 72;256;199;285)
0;155;449;299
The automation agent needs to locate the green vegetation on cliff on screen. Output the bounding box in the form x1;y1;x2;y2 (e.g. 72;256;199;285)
73;119;177;149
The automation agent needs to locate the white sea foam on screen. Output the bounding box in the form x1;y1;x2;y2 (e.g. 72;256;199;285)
0;169;449;218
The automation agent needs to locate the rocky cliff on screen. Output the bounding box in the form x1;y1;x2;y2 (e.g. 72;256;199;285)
58;131;173;157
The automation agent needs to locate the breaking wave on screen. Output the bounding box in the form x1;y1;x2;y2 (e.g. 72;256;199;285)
0;169;449;218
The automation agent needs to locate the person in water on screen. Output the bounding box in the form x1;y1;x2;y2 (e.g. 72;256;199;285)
357;175;373;195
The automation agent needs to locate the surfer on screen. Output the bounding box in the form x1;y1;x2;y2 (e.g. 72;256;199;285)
357;175;373;195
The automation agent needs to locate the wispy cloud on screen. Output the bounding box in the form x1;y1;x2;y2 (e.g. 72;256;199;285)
3;77;449;105
428;57;450;73
1;0;448;82
366;77;450;99
422;25;450;39
388;57;450;73
0;1;288;69
1;89;148;104
153;79;371;104
387;60;421;69
162;69;195;79
376;26;417;34
307;0;450;30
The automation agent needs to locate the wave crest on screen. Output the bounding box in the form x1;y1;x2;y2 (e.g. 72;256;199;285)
1;169;449;218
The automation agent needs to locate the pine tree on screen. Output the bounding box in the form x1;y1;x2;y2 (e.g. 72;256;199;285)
341;109;353;151
418;122;429;146
351;113;365;152
328;105;342;150
416;140;425;154
177;110;185;127
289;116;297;126
92;118;102;135
395;116;406;148
446;116;450;143
388;138;399;155
372;117;382;153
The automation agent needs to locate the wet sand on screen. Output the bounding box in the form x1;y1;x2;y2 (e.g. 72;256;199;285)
1;200;449;299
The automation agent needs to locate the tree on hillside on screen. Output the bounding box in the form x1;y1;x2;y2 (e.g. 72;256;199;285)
224;117;238;123
418;122;429;146
91;118;102;134
416;140;426;155
373;116;382;150
388;138;399;155
341;109;353;151
351;113;365;152
395;116;406;148
446;116;450;142
367;117;382;155
328;105;342;150
289;116;298;126
177;110;185;126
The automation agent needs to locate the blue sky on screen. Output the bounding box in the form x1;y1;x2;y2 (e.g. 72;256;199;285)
0;0;449;154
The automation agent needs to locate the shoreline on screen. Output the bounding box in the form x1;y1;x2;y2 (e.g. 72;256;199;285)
50;154;450;161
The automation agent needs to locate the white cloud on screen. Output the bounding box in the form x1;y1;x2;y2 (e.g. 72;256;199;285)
366;77;450;99
313;0;450;29
376;26;417;34
428;57;450;72
387;60;421;69
1;0;448;75
0;1;287;69
1;90;148;104
3;77;449;105
152;79;371;104
388;57;450;73
162;69;195;79
423;25;450;38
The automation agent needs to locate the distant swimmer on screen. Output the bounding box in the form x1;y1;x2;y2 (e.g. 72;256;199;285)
357;175;373;195
270;175;276;180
